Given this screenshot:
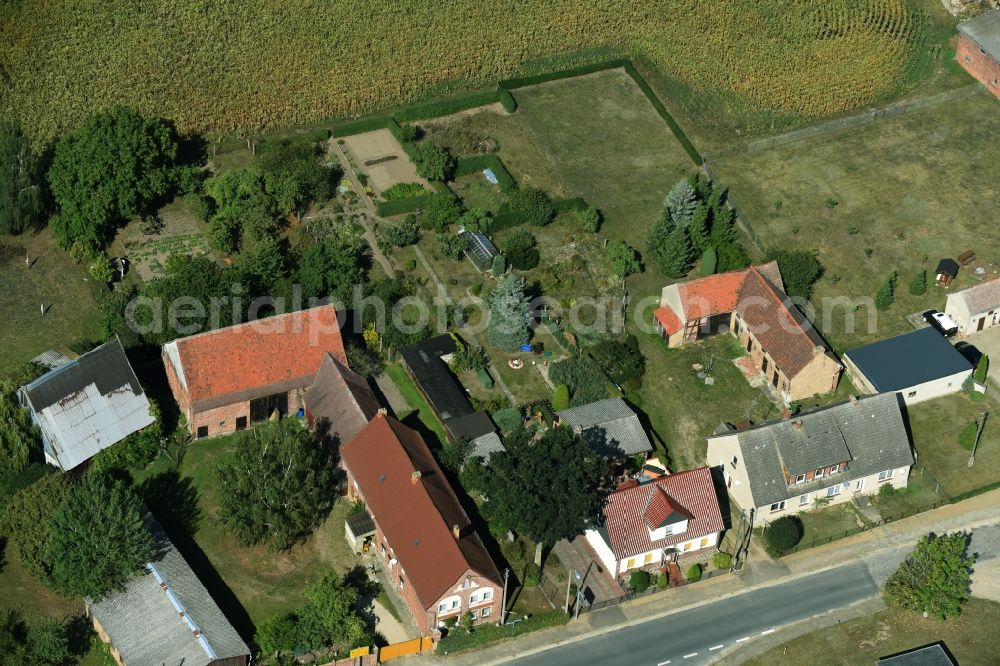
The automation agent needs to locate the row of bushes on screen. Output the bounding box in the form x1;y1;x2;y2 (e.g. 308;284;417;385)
435;611;568;655
551;197;588;213
376;191;454;216
454;154;517;191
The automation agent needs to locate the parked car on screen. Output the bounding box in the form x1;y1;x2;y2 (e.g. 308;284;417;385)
923;310;958;337
955;341;983;367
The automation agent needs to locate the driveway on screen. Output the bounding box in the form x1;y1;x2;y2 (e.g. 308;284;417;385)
962;325;1000;385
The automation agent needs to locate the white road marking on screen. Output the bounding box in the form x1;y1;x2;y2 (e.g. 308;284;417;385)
761;629;776;636
683;654;698;659
657;661;671;665
709;645;724;651
736;636;750;643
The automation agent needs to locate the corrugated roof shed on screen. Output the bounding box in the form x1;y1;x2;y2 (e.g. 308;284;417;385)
87;516;249;666
557;397;653;458
959;10;1000;62
20;338;154;471
845;328;972;392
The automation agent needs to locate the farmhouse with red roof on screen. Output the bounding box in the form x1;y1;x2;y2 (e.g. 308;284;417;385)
341;413;503;634
162;304;346;438
584;466;724;576
654;262;842;403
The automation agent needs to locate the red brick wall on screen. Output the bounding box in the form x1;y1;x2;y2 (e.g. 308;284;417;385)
958;33;1000;99
429;571;503;630
184;388;304;438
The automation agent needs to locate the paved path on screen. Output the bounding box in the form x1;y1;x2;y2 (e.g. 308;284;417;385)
416;488;1000;665
372;599;414;644
552;537;624;604
328;139;395;277
374;373;410;417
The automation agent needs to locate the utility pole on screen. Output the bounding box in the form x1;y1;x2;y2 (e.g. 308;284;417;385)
565;569;574;615
500;567;509;626
969;411;988;467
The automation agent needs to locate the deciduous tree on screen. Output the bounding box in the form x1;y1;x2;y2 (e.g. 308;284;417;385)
295;237;369;304
606;239;640;278
407;142;455;182
215;419;336;550
767;249;824;299
258;139;334;215
47;473;154;599
0;472;71;584
507;187;554;227
884;532;974;620
501;229;539;270
48;108;178;252
476;426;605;565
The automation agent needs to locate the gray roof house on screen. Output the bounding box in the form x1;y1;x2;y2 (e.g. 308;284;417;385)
557;397;654;459
706;394;915;517
87;517;249;666
304;352;382;445
19;338;155;471
843;328;972;405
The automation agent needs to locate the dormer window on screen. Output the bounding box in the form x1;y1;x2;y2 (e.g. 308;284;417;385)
814;468;824;479
795;474;805;484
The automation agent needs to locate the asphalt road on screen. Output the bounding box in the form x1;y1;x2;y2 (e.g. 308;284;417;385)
511;564;878;666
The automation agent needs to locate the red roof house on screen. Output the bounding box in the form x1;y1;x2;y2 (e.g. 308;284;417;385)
585;467;724;576
162;304;346;438
341;414;503;634
655;262;841;403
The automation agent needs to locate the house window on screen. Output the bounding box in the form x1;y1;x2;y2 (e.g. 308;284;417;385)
683;542;692;551
398;576;405;590
965;55;972;63
770;501;786;512
827;484;840;497
644;553;654;564
878;469;894;482
470;593;479;604
795;474;806;484
481;607;491;618
482;590;492;601
699;537;709;548
855;479;865;493
196;425;208;439
814;468;824;479
907;391;917;398
461;579;471;589
799;494;810;506
235;416;247;430
626;558;636;569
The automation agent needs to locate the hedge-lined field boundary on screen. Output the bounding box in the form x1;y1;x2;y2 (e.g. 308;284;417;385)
454;154;517;192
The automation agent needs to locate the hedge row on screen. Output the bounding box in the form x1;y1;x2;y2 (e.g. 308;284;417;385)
376;191;453;217
498;59;627;90
331;115;393;137
435;611;568;655
395;89;504;122
499;89;518;113
455;154;517;192
949;479;1000;504
623;60;701;164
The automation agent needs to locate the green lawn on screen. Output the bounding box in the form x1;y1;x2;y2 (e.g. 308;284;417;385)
138;432;361;628
709;90;1000;353
906;393;1000;498
0;228;102;373
746;597;1000;666
795;503;865;549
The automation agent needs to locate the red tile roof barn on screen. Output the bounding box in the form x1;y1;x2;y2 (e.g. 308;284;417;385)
163;305;346;410
602;467;723;560
653;306;682;335
676;271;746;320
340;414;501;608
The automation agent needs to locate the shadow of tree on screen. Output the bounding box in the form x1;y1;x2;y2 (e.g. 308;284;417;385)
137;470;202;536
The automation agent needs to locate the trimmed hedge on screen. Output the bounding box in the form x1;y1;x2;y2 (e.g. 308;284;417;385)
455;154;517;192
376;191;453;217
949;479;1000;504
435;611;568;655
498;60;625;90
395;89;503;122
332;115;393;137
499;89;518;113
622;60;701;164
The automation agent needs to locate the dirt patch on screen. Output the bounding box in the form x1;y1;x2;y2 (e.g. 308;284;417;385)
115;198;212;281
340;129;431;194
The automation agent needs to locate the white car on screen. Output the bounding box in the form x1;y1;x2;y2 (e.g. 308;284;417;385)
923;310;958;337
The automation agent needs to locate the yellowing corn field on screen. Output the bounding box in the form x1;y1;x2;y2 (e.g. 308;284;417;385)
0;0;935;144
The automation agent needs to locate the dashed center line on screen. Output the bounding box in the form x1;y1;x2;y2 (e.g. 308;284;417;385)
761;628;776;636
657;661;671;666
736;636;750;642
709;645;724;651
683;653;698;659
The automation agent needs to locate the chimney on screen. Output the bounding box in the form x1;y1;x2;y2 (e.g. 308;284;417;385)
849;395;859;406
411;471;422;484
793;420;803;431
452;524;461;540
782;406;791;420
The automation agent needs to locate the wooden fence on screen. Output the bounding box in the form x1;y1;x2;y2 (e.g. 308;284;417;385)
378;636;434;662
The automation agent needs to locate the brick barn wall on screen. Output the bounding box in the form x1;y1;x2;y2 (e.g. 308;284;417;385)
190;401;251;438
958;33;1000;99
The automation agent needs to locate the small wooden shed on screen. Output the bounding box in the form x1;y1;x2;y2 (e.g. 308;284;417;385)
936;258;959;287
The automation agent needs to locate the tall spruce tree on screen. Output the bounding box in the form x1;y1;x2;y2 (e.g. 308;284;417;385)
487;274;533;351
875;271;898;310
664;178;697;227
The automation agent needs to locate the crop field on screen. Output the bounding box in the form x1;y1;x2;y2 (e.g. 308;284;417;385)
2;0;938;145
709;90;1000;352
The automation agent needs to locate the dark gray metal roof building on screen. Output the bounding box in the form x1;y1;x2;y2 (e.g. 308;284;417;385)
708;393;914;507
557;397;654;459
87;517;249;666
959;9;1000;62
844;328;972;393
877;642;956;666
20;338;154;471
